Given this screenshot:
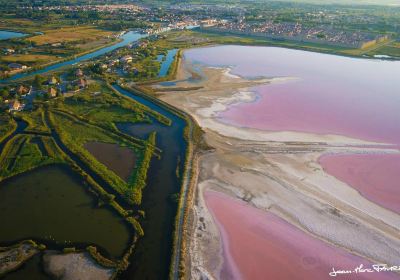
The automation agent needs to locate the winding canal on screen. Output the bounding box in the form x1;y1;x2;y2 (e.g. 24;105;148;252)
1;31;146;82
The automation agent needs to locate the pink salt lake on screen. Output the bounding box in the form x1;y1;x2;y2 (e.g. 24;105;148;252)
205;191;399;280
185;46;400;145
185;46;400;212
186;46;400;279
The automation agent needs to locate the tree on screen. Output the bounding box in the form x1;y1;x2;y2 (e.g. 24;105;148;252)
33;75;45;90
0;87;10;99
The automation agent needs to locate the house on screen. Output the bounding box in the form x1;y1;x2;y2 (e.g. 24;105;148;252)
74;79;87;89
120;55;133;64
75;68;84;77
8;63;27;71
8;100;23;111
108;59;119;67
48;87;57;97
138;41;148;48
3;48;15;54
16;85;30;95
47;76;58;85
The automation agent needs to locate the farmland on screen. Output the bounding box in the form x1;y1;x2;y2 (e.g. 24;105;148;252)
28;26;114;46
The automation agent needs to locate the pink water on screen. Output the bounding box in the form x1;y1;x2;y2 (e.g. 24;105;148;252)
319;153;400;214
185;45;400;212
185;46;400;145
205;191;400;280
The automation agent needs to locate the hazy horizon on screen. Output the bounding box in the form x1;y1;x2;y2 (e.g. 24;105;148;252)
245;0;400;6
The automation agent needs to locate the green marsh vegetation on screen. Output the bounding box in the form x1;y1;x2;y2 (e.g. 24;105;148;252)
45;83;163;205
0;79;168;276
0;114;16;143
0;134;64;180
55;83;171;128
16;107;50;133
48;109;147;205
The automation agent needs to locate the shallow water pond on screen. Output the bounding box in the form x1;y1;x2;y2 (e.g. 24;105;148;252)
0;164;131;258
84;142;137;181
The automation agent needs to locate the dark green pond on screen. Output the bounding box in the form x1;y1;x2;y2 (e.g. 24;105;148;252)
0;164;131;258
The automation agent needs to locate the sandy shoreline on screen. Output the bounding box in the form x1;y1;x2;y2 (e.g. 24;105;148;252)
155;54;400;279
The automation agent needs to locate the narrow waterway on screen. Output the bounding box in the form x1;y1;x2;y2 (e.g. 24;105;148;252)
114;85;187;280
0;119;28;152
1;31;146;82
157;49;178;77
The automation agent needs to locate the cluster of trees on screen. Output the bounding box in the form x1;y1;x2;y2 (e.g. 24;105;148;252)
33;74;47;90
0;86;13;103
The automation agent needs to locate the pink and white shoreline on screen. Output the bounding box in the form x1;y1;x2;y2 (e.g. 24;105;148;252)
319;153;400;214
205;191;400;280
157;46;400;280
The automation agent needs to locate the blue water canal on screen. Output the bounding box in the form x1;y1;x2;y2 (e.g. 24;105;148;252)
1;31;147;82
156;48;178;77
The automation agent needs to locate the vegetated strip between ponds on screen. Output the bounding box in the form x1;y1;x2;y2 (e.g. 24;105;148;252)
41;110;133;210
113;85;189;280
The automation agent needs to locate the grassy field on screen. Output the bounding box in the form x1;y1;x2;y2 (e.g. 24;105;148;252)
0;18;38;33
0;23;117;72
367;41;400;58
57;84;148;130
28;26;114;46
51;110;118;144
1;54;56;63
